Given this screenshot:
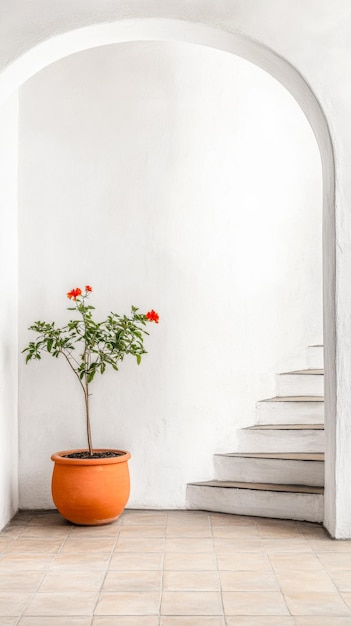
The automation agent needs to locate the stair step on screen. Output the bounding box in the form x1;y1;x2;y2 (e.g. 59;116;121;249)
256;396;324;425
248;423;324;430
307;345;324;369
186;480;324;522
291;370;324;374
237;423;324;453
189;480;324;494
277;369;324;397
260;396;324;401
214;452;324;486
219;452;324;459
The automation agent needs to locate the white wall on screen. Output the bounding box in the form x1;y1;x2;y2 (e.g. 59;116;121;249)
18;41;322;509
0;94;19;527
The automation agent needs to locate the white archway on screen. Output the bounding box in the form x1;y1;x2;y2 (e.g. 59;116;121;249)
0;18;337;535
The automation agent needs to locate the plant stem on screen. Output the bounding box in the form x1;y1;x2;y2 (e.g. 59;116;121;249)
82;296;93;455
60;349;93;454
84;377;93;455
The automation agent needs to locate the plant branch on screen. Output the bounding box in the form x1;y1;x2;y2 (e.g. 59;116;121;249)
23;287;159;457
59;349;86;395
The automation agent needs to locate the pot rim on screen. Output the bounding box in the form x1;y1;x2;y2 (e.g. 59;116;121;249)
51;449;131;465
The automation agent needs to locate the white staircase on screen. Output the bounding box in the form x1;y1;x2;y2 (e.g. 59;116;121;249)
237;423;324;453
187;345;325;522
276;369;324;397
256;396;324;425
213;452;324;486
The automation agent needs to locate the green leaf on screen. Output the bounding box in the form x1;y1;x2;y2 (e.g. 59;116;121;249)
87;371;95;383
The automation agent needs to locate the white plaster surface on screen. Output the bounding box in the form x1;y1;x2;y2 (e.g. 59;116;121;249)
213;454;324;487
0;0;350;535
187;482;324;522
237;427;325;454
0;95;19;528
256;397;324;425
18;41;322;510
276;372;324;397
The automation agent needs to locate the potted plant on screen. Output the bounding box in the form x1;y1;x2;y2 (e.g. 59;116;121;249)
23;285;159;525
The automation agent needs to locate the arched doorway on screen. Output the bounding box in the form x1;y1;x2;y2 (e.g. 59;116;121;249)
0;18;337;535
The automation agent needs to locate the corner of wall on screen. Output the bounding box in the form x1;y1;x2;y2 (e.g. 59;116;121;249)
0;91;19;529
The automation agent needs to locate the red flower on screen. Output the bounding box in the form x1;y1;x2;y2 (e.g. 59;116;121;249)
67;288;82;300
85;285;92;292
146;310;159;323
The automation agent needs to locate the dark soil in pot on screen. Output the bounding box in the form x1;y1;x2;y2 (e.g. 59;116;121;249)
63;451;124;459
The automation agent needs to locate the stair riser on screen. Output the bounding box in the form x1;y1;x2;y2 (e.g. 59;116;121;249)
277;374;324;397
307;346;324;370
237;429;325;453
256;401;324;425
186;484;324;522
213;455;324;486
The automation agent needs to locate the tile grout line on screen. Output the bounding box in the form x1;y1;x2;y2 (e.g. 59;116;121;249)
91;516;123;619
159;512;167;626
264;549;294;619
307;534;342;595
253;513;288;614
210;512;228;626
263;516;301;618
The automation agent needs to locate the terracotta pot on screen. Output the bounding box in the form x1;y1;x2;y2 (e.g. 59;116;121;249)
51;449;131;525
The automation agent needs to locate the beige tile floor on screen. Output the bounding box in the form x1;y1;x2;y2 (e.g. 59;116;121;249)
0;509;351;625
